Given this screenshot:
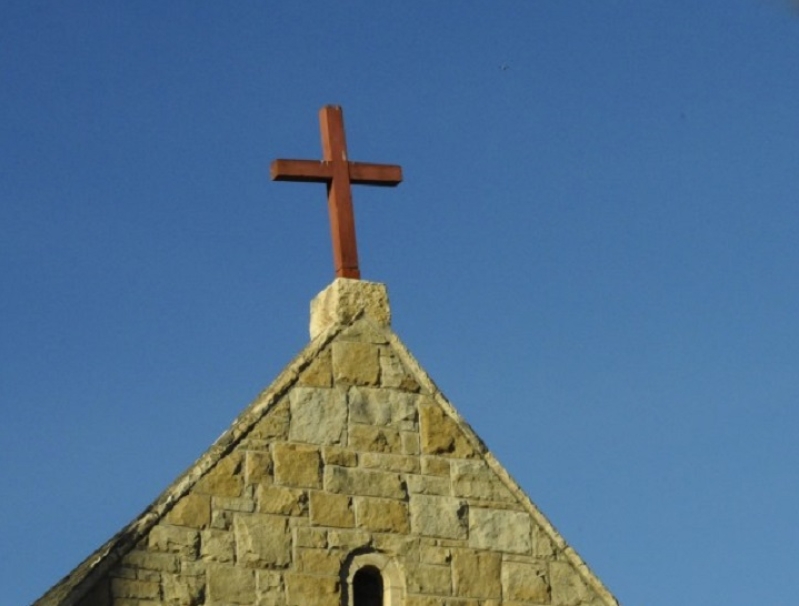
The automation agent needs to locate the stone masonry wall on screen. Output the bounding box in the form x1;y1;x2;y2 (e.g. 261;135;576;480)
76;319;610;606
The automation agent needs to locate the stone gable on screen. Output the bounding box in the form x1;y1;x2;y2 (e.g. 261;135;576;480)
34;280;618;606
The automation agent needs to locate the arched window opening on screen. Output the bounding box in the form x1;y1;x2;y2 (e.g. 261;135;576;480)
353;565;383;606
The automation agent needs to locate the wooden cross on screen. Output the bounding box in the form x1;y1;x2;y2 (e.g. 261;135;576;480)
270;105;403;280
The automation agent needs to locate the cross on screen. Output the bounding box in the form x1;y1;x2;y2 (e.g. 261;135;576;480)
270;105;403;280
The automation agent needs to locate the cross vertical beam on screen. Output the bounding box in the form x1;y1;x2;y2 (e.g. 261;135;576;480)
270;105;402;280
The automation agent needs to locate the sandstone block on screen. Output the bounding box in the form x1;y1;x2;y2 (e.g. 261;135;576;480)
355;497;410;533
503;560;551;603
468;508;531;554
309;490;354;528
360;452;420;474
327;529;371;551
419;399;476;458
349;387;418;427
148;524;199;556
273;443;322;488
405;474;450;496
285;573;339;606
200;528;235;563
332;341;380;385
121;550;179;573
298;348;332;387
195;453;243;497
348;424;401;453
533;524;556;557
208;564;256;604
452;550;501;598
165;493;210;529
406;563;451;596
550;560;594;606
324;466;406;500
257;484;308;516
110;578;160;600
295;526;328;548
245;450;273;485
379;348;421;391
322;445;357;467
249;399;290;442
409;495;467;539
419;542;451;565
402;431;421;455
372;534;420;559
234;513;291;567
296;548;342;575
289;387;347;445
450;460;515;502
309;278;391;339
161;573;204;605
421;456;450;476
213;495;256;513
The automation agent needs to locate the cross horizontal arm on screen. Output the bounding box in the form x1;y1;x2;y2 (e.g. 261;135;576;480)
348;162;402;186
270;159;332;183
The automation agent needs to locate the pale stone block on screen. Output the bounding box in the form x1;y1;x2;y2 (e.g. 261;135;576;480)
245;450;273;485
213;495;256;513
195;453;243;497
285;572;340;606
451;460;516;502
200;528;235;563
405;474;450;496
419;399;476;458
249;399;290;442
354;497;410;533
550;560;594;606
257;569;283;592
332;341;380;386
327;529;371;550
273;443;322;488
295;526;328;548
309;278;391;339
161;572;204;605
379;348;421;391
503;560;551;603
121;550;179;573
208;564;256;604
309;491;354;528
257;484;308;516
468;508;531;554
298;348;332;387
322;445;358;467
421;456;450;477
148;524;199;556
296;548;342;575
451;549;501;598
360;452;420;474
532;523;556;557
234;513;291;567
406;563;451;595
372;534;420;559
409;495;467;539
165;493;210;529
324;466;407;500
289;387;347;445
402;431;421;455
419;542;451;565
348;424;402;454
348;387;418;427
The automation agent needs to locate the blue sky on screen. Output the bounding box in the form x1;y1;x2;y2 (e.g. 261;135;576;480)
2;2;798;604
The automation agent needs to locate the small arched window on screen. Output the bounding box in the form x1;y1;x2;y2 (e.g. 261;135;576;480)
353;565;383;606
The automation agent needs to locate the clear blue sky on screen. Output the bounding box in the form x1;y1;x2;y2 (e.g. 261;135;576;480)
2;2;798;604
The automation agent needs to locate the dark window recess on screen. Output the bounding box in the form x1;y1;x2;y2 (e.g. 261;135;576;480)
353;566;383;606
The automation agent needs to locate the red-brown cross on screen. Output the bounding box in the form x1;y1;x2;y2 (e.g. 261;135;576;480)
270;105;403;280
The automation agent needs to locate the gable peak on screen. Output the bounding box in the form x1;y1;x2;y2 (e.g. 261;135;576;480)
310;278;391;339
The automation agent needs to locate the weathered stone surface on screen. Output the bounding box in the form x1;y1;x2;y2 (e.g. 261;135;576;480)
149;524;199;556
533;523;556;557
401;431;421;455
321;445;357;467
419;541;451;565
309;490;354;528
372;534;420;559
360;452;420;474
195;453;243;497
310;278;390;337
161;572;204;605
355;497;410;533
419;399;477;458
285;573;339;606
349;387;417;427
294;526;328;548
406;563;451;595
332;341;380;385
297;348;332;387
165;493;210;528
379;348;420;391
326;529;371;551
348;424;402;453
249;399;290;442
469;508;531;554
421;456;450;476
296;548;342;575
405;474;450;496
503;560;551;603
273;443;322;488
324;466;407;500
289;387;347;445
451;460;516;502
213;495;256;513
201;528;235;562
245;450;273;485
257;484;308;515
234;513;291;567
208;564;256;604
452;550;502;598
110;578;159;600
121;550;179;573
409;495;467;539
550;561;595;606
